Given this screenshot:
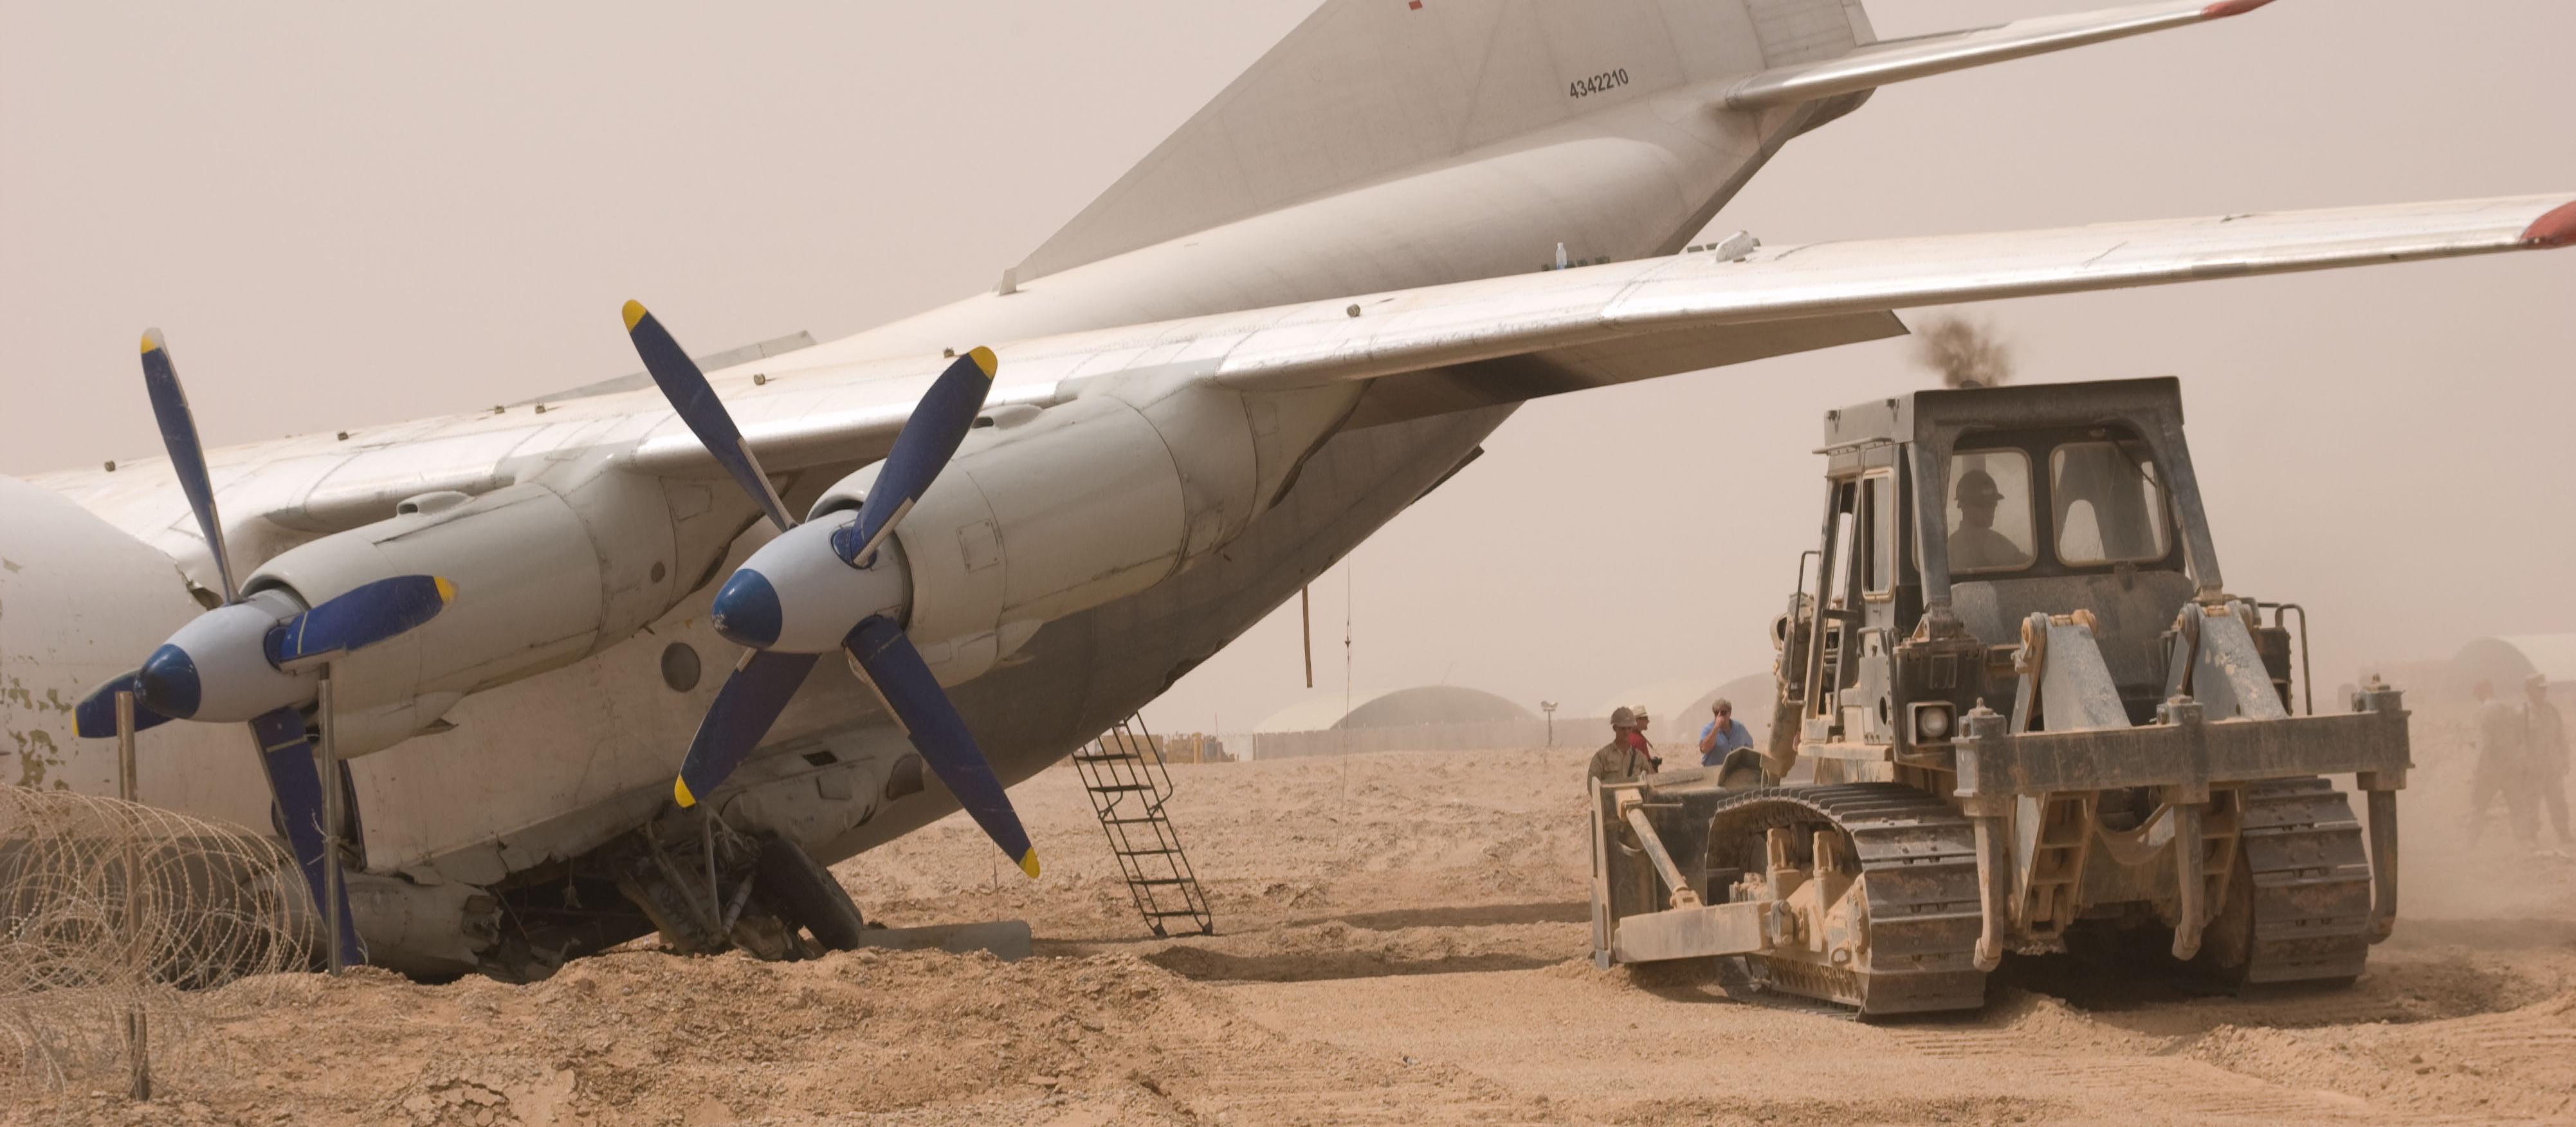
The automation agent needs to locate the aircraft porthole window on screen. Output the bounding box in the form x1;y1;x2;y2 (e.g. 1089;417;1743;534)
660;642;702;693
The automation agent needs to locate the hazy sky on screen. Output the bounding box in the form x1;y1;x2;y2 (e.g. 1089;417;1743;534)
5;1;2571;737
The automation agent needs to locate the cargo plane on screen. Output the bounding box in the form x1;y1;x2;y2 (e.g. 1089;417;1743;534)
3;0;2568;976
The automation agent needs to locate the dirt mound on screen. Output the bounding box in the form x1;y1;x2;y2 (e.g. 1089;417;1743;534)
14;735;2575;1124
1144;918;1569;983
6;950;1252;1125
1610;1094;2074;1126
2187;991;2576;1122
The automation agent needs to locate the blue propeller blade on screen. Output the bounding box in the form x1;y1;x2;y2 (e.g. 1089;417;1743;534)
622;301;798;533
139;329;239;604
264;575;457;671
250;707;364;967
672;649;823;809
830;348;997;567
843;614;1037;877
71;671;178;740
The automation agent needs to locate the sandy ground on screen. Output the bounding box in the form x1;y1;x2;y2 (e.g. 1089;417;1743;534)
8;717;2574;1125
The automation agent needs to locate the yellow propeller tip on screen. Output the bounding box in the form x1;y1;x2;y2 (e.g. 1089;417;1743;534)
433;576;458;603
673;778;697;808
621;300;650;331
967;346;998;378
1018;850;1041;879
139;328;165;354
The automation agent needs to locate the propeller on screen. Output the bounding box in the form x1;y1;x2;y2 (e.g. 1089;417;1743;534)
71;329;458;966
623;301;1036;878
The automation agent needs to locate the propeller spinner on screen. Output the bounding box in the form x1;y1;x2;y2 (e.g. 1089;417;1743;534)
72;330;457;966
623;302;1036;878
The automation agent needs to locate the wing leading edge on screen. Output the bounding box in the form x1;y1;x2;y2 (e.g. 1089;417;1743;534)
633;194;2566;479
1203;194;2574;394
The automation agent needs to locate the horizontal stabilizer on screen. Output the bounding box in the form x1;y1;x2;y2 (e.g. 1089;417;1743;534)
1724;0;2274;110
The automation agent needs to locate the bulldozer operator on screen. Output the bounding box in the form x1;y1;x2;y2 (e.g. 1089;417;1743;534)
1947;466;2028;573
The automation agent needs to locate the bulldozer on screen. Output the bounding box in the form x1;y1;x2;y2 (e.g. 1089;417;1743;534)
1589;377;2409;1015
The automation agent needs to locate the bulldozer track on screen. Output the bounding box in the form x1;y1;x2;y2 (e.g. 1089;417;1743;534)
1707;783;1989;1016
1689;778;2374;1014
2218;776;2375;986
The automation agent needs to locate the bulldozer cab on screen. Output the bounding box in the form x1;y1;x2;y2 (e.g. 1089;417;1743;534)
1773;377;2237;770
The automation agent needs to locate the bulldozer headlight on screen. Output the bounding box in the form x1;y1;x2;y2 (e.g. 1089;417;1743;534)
1912;701;1955;742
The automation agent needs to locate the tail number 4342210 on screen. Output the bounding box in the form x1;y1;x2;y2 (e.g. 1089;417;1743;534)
1568;69;1629;99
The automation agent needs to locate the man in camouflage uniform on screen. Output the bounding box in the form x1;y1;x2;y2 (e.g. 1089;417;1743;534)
2525;675;2570;848
1588;706;1662;918
2470;679;2539;848
1587;706;1658;787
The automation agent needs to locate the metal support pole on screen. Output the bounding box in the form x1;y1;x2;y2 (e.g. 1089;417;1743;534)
1587;780;1616;967
2168;799;2206;960
702;813;724;937
1299;585;1313;689
114;691;150;1101
2364;787;2400;942
1621;803;1701;909
1969;815;2010;972
316;667;345;975
115;692;139;803
1960;705;2013;973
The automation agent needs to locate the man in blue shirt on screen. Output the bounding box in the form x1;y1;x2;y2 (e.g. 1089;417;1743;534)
1699;699;1755;767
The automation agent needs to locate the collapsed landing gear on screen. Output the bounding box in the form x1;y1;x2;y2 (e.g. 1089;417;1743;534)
603;815;870;960
476;811;875;981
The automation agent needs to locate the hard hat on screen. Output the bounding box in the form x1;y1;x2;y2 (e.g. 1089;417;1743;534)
1610;706;1636;729
1956;468;2005;504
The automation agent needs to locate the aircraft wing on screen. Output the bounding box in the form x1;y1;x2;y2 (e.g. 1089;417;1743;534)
623;193;2570;479
43;194;2562;637
1196;194;2575;396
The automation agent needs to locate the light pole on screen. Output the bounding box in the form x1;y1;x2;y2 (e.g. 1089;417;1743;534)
1540;701;1558;747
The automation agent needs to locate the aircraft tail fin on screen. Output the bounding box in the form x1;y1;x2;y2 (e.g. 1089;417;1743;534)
1016;0;1875;282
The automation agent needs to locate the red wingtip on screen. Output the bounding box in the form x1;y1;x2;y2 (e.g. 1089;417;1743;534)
2202;0;2276;17
2526;201;2576;250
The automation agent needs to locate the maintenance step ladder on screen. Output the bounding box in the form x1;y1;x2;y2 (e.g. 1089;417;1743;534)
1073;715;1214;937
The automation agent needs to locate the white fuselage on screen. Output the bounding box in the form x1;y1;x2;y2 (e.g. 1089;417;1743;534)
0;73;1842;971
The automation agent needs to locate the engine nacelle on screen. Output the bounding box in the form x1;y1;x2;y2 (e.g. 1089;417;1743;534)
813;392;1245;682
247;478;679;754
